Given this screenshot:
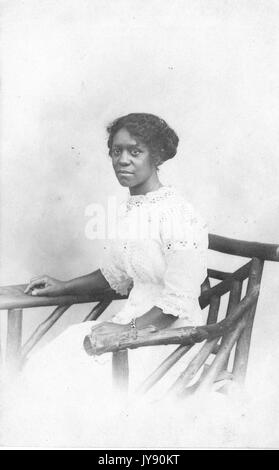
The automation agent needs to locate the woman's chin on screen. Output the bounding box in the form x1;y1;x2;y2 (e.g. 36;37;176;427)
118;180;132;187
116;176;136;188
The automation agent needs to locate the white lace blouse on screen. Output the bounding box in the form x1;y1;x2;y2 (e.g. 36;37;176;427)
100;185;208;326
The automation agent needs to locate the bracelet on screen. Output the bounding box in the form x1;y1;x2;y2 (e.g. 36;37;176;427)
130;317;137;339
130;317;137;329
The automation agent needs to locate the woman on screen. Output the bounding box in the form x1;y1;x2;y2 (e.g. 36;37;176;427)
3;113;208;446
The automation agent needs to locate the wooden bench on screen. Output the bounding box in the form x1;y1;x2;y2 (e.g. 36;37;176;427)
1;234;278;398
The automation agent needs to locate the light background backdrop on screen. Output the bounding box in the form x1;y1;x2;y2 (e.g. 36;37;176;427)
1;0;279;403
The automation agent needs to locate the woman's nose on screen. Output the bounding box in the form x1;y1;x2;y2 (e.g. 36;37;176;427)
118;149;131;165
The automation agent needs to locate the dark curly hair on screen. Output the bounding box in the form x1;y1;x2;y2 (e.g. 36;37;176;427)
107;113;179;167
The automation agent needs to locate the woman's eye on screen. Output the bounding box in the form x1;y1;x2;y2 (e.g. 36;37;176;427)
130;149;141;156
112;149;121;156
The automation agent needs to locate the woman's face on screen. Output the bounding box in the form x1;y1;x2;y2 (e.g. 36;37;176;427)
110;128;157;189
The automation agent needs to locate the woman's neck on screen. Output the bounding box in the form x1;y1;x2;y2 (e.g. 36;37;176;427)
129;174;163;196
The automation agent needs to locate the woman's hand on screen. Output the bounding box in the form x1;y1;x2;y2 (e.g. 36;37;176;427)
24;275;67;297
84;321;158;356
86;322;129;355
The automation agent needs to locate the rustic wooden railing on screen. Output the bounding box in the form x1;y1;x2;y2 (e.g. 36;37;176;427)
1;234;279;397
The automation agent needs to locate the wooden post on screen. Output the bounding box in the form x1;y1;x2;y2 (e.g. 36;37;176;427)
232;258;264;385
112;349;129;394
6;308;23;374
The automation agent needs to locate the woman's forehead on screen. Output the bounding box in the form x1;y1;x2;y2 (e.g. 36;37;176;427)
112;128;145;147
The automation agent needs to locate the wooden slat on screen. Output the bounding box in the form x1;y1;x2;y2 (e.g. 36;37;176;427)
211;344;220;355
169;337;220;397
232;258;264;384
226;281;243;317
137;294;221;395
112;350;129;393
180;367;234;397
6;308;23;373
201;276;210;293
83;299;112;322
206;295;221;356
207;269;233;281
195;317;247;393
219;280;242;371
199;261;251;309
167;294;222;397
21;304;70;360
137;344;193;395
206;295;221;325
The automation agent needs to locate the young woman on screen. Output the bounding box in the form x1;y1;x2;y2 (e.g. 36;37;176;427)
3;113;208;446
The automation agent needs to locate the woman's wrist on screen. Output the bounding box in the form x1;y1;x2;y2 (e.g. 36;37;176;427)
124;318;137;338
122;318;137;333
62;279;75;295
63;278;91;296
62;270;110;297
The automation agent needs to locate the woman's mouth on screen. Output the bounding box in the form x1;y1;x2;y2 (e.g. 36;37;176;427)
117;170;134;175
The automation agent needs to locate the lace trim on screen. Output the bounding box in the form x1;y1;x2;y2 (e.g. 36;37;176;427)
155;293;203;323
100;266;132;296
158;202;208;254
163;239;199;254
126;185;175;210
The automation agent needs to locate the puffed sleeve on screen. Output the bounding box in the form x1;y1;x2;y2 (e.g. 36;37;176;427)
155;200;208;325
100;241;133;296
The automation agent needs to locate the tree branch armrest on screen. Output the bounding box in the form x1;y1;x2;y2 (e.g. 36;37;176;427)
83;287;258;357
209;234;279;261
0;284;127;310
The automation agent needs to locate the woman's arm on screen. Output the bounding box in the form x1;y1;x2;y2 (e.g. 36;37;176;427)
63;269;110;296
24;269;110;297
90;306;177;339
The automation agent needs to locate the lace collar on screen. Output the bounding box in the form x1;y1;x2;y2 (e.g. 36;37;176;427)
126;185;176;209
